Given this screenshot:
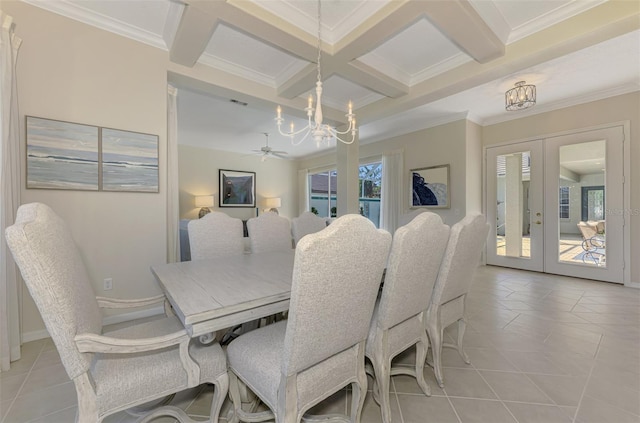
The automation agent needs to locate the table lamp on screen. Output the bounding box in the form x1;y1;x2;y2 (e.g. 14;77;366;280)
263;197;281;214
195;195;214;218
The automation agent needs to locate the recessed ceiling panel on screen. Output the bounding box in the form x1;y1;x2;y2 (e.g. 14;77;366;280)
251;0;390;43
358;18;471;85
203;24;310;86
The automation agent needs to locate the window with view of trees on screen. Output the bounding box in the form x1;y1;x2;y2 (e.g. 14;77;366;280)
308;161;382;227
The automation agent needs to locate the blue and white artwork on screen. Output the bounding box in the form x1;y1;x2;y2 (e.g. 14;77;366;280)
27;116;99;190
101;128;158;192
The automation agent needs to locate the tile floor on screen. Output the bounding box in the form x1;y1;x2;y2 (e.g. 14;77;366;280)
1;265;639;423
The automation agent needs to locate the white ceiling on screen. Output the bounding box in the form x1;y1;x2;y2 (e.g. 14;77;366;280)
23;0;640;159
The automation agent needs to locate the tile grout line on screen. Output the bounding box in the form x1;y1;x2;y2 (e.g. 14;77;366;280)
471;361;521;423
1;341;47;423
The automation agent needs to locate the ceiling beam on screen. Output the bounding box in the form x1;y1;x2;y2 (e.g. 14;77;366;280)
420;0;505;63
169;1;226;67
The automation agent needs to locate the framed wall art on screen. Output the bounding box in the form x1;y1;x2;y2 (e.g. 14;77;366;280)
219;169;256;208
26;116;99;190
410;164;450;209
101;127;159;192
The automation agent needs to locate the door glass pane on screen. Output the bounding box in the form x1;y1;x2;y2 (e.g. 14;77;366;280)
558;140;606;267
496;151;531;258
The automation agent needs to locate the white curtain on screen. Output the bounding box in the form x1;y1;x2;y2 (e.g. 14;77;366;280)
166;85;180;263
380;149;403;234
0;11;22;372
298;168;309;215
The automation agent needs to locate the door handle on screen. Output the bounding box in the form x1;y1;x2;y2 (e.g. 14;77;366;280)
534;221;542;225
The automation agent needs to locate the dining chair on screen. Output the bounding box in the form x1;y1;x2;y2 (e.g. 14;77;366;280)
365;212;449;423
188;211;245;260
247;211;292;253
425;213;490;388
397;209;426;229
226;214;392;423
291;211;327;246
5;203;228;423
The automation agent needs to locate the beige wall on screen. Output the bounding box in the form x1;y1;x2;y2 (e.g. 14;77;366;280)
298;119;475;225
483;92;640;283
178;145;298;220
6;1;169;337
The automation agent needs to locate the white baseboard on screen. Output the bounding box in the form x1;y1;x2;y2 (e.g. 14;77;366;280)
625;281;640;289
21;305;166;343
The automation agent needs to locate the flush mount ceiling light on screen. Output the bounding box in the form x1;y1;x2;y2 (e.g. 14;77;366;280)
505;81;536;111
275;0;357;147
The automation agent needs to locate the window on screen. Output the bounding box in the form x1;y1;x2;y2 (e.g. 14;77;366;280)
559;186;570;219
359;161;382;227
309;170;337;218
308;161;383;227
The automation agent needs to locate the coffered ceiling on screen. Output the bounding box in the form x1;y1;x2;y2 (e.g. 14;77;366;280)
23;0;640;158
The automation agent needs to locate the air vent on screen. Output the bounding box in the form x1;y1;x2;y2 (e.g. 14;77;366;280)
230;99;248;106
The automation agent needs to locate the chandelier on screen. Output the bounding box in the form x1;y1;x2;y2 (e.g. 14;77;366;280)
505;81;536;111
275;0;357;146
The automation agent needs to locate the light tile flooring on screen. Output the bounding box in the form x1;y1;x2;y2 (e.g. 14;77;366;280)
2;265;639;423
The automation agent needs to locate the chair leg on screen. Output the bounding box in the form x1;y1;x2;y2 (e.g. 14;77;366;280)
457;318;471;365
209;373;229;423
350;349;368;423
228;372;243;423
370;355;392;423
426;317;444;388
415;336;431;397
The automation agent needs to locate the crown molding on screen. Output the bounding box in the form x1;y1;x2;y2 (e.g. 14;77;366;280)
507;0;606;44
410;53;474;86
22;0;167;50
481;83;639;126
198;53;276;88
163;1;184;50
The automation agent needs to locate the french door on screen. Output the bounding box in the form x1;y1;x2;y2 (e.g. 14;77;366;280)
486;126;625;283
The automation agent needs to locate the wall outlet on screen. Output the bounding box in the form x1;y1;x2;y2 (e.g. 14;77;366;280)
103;278;113;291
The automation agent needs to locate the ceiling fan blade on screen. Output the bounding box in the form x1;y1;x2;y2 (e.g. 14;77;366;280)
272;153;288;159
271;150;288;154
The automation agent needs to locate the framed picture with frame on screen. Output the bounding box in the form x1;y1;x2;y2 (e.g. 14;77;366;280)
410;164;450;209
219;169;256;208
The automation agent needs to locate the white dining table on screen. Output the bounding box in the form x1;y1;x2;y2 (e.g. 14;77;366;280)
150;250;295;338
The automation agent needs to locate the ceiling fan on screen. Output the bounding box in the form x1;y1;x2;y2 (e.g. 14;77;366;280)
252;133;288;161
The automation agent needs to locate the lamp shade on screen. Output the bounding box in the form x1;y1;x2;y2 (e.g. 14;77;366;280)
195;195;214;208
264;197;281;208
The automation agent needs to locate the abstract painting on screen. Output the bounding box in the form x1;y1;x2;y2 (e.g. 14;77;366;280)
26;116;99;190
410;164;450;209
219;169;256;207
101;128;159;192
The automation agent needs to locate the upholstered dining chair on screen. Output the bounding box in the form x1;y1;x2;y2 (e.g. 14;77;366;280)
291;211;327;246
188;211;245;260
226;214;392;423
365;212;449;423
425;213;490;388
247;211;292;253
396;209;426;229
5;203;228;423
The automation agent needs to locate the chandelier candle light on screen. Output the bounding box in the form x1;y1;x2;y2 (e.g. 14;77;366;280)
505;81;536;111
275;0;357;146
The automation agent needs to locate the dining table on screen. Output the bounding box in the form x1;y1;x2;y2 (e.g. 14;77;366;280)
150;250;296;339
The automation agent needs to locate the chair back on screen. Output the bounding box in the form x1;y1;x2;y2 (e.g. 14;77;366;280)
397;209;426;229
291;211;327;246
376;212;449;331
5;203;102;380
282;215;391;375
247;212;292;253
188;211;244;260
431;213;490;307
577;221;599;239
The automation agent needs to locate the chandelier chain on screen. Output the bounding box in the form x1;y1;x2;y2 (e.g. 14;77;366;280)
316;0;322;83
